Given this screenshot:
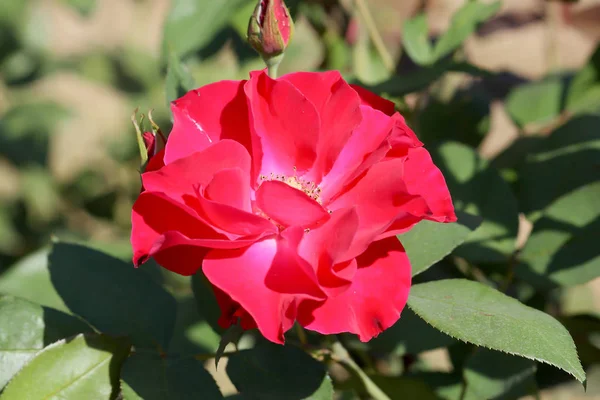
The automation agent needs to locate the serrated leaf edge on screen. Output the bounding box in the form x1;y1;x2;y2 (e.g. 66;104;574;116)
407;283;586;383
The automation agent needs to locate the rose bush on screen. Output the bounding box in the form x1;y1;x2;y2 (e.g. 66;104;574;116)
131;70;456;344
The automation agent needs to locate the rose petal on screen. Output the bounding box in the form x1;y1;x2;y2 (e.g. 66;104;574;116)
244;70;320;177
320;106;394;201
142;140;251;204
350;84;396;116
195;190;277;237
205;168;251;212
165;80;251;164
131;191;227;266
282;71;362;180
255;180;329;228
203;238;324;344
298;237;411;342
298;208;360;296
403;147;457;223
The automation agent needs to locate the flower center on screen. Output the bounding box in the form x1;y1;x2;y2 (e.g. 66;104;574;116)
259;168;322;204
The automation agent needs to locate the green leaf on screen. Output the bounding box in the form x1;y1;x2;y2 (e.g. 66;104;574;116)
566;44;600;115
506;77;564;129
167;296;221;355
432;142;519;263
402;2;500;66
432;1;501;62
400;211;481;277
61;0;96;16
226;341;333;399
1;333;130;399
121;352;223;400
368;307;456;355
408;279;586;383
517;115;600;215
464;349;537;400
0;296;93;389
368;375;439;400
165;48;197;104
518;182;600;289
0;248;67;312
192;272;225;335
48;242;177;350
417;86;491;148
402;14;434;66
367;61;492;97
162;0;247;59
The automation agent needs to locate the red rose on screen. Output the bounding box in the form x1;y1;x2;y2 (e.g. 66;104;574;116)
131;70;456;343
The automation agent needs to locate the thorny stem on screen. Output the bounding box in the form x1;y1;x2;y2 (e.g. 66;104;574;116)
355;0;395;73
331;340;391;400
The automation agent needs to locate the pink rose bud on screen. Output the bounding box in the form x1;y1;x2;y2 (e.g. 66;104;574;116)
247;0;293;61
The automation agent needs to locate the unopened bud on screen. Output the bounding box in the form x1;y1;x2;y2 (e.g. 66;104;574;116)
248;0;293;64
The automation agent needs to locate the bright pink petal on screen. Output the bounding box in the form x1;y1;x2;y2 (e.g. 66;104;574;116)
164;80;251;165
297;237;411;341
142;140;251;204
144;231;264;275
203;238;324;344
131;191;227;266
244;70;320;177
320;106;394;201
204;168;251;212
255;180;329;228
298;208;360;296
195;191;277;237
282;71;362;180
145;148;165;173
350;84;396;116
329;158;421;259
386;113;423;158
403;147;457;223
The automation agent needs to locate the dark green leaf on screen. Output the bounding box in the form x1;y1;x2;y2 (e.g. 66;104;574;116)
417;85;491;147
402;1;500;66
0;296;93;389
226;341;333;399
432;142;519;263
408;279;585;383
517;115;600;215
165;48;197;104
168;296;221;355
464;349;537;400
506;77;564;129
400;211;481;277
518;182;600;289
192;272;225;335
1;334;130;399
402;14;434;66
48;242;177;350
121;352;223;400
432;1;501;62
368;375;439;400
162;0;247;59
369;307;456;355
367;61;492;97
0;248;67;312
566;44;600;115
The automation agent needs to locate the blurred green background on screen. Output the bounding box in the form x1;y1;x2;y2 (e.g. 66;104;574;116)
0;0;599;398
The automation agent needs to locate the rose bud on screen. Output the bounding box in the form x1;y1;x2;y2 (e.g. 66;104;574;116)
247;0;293;74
